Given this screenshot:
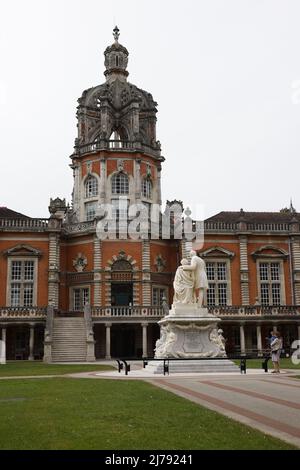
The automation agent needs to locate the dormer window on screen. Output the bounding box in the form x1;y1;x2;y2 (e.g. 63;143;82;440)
116;55;119;67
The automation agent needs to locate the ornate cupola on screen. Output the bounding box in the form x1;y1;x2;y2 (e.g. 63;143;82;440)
69;28;164;223
104;26;129;82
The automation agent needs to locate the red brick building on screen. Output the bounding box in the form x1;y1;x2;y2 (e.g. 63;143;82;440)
0;29;299;361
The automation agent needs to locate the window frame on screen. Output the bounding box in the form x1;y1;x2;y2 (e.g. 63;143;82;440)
152;285;169;306
69;286;90;311
85;201;98;221
142;178;152;200
256;258;286;306
6;257;38;307
111;172;129;195
85;175;98;199
204;258;232;306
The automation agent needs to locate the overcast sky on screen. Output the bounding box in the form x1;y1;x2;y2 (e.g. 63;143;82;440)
0;0;299;219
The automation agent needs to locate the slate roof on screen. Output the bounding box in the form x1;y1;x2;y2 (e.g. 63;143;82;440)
0;207;30;219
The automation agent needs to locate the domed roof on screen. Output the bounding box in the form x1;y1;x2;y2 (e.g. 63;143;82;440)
78;27;157;112
103;26;129;80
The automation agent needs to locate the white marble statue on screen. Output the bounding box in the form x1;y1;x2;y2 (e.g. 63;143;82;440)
173;258;196;304
182;250;208;307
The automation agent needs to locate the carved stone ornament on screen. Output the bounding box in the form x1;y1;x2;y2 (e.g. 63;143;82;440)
117;159;124;171
73;253;88;272
155;254;167;272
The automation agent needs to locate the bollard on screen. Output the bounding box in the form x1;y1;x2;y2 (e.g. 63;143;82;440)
240;358;246;374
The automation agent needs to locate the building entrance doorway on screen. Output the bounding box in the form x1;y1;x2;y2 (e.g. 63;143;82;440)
111;283;133;306
111;326;136;357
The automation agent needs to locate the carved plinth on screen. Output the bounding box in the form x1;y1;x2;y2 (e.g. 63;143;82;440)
147;303;238;373
155;304;225;359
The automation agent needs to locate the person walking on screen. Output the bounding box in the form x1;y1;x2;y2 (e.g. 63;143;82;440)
270;331;283;373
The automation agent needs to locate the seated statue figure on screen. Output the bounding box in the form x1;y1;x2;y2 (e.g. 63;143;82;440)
173;258;196;304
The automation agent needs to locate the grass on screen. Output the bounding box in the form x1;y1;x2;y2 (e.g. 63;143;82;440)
0;361;114;377
0;377;296;450
233;357;300;370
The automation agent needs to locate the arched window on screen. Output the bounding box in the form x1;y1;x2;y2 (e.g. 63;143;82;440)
142;178;152;199
111;172;129;194
85;175;98;198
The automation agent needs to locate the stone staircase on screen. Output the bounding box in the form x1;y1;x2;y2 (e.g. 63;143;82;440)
51;317;87;362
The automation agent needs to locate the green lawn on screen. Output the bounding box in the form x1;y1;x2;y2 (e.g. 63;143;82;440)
234;357;300;370
0;378;296;450
0;361;114;377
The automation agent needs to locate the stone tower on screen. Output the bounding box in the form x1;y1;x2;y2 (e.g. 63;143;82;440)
70;26;164;223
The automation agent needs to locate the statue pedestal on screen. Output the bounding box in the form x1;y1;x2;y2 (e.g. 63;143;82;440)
146;303;238;374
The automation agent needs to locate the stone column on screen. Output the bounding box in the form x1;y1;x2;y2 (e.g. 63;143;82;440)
239;236;250;305
142;323;148;357
240;324;246;354
105;323;112;359
256;325;262;355
28;324;35;361
142;240;151;306
0;327;6;364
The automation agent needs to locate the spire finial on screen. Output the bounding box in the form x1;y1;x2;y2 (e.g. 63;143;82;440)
290;198;296;213
113;26;120;42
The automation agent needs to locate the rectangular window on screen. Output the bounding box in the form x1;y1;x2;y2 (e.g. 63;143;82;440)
259;263;268;281
111;198;128;219
218;283;227;305
260;283;269;305
207;284;216;306
85;201;97;221
152;287;168;306
206;263;214;281
73;287;90;311
258;262;282;305
11;261;22;281
9;260;35;307
272;283;281;305
217;263;227;281
205;261;229;306
11;284;21;307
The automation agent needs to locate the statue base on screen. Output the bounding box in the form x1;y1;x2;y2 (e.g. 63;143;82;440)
147;303;238;374
145;359;238;374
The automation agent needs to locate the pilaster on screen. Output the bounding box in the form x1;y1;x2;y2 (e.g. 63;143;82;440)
239;236;250;305
291;236;300;304
93;236;102;306
142;240;151;305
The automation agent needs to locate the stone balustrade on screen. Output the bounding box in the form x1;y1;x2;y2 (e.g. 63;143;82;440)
0;307;47;319
0;305;299;321
0;218;48;230
91;305;164;318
